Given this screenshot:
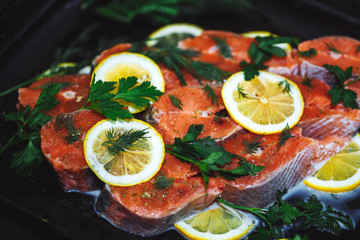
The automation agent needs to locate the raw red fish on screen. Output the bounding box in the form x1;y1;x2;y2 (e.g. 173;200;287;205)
221;127;350;207
298;36;360;86
18;74;90;118
146;85;242;144
93;43;132;65
40;109;104;191
95;177;224;235
284;75;360;140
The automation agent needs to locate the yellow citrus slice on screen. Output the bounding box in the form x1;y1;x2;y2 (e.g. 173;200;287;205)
241;30;292;51
92;52;165;113
304;133;360;193
147;23;203;47
84;118;165;186
221;71;304;134
175;202;256;240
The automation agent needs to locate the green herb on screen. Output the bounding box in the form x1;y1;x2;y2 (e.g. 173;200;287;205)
113;76;163;107
213;109;228;121
54;114;81;144
102;128;148;155
165;124;264;188
242;135;264;155
154;171;174;189
298;48;317;58
277;123;294;150
301;75;313;87
203;84;219;106
325;42;342;54
277;79;291;94
240;35;297;80
211;36;233;58
324;64;360;109
1;83;63;177
82;75;162;120
129;44;228;85
218;190;353;239
356;45;360;54
237;84;249;99
169;94;183;110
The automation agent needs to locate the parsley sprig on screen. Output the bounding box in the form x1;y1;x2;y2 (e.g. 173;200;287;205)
324;64;360;109
1;83;63;177
82;75;163;120
240;35;298;80
219;191;353;239
165;124;264;187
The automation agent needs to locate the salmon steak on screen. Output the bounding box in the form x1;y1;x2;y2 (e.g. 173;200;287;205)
40;109;104;191
95;177;224;235
298;36;360;86
146;85;242;144
18;74;91;118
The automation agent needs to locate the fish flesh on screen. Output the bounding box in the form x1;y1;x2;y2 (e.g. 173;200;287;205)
40;109;104;191
18;74;91;118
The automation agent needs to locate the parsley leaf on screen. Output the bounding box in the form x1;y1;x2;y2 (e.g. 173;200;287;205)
298;48;317;58
169;94;183;110
324;64;360;109
1;83;62;176
211;36;233;58
240;35;297;80
165;124;263;187
113;76;163;107
277;123;294;150
203;84;219;106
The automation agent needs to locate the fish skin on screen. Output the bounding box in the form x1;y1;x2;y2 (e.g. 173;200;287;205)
298;36;360;86
146;85;242;144
18;74;91;118
95;177;225;236
221;127;350;207
40;109;104;191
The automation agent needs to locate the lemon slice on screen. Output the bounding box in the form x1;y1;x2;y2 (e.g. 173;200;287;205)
241;30;292;51
92;52;165;113
84;119;165;186
147;23;203;47
304;133;360;193
221;71;304;134
175;202;256;240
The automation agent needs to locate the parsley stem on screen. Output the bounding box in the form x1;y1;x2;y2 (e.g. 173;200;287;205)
217;198;272;228
0;135;24;154
165;148;196;164
0;77;38;98
344;76;360;87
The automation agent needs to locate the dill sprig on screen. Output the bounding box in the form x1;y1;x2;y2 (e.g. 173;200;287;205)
237;84;249;99
277;79;292;94
213;109;228;121
277;123;294;150
203;84;219;107
54;114;81;144
102;128;148;155
325;42;342;54
301;75;313;87
242;135;264;155
169;94;183;110
154;171;175;189
211;36;233;58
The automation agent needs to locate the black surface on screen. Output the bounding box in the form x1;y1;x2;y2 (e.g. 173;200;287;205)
1;0;360;239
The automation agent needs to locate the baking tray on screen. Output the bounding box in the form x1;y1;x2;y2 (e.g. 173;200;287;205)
1;0;360;239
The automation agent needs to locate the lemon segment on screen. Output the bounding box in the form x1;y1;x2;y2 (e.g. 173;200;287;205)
241;30;292;51
147;23;203;47
304;134;360;193
92;52;165;114
175;202;256;240
221;71;304;134
84;119;165;186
